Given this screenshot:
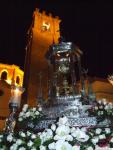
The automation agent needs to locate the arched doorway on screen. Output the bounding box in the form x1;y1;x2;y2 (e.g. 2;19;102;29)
16;76;20;85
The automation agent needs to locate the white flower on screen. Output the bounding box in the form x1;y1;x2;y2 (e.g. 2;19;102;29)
87;146;93;150
40;132;47;144
16;139;23;145
110;137;113;142
98;111;101;116
94;106;98;110
98;100;102;104
40;145;46;150
105;105;109;110
38;132;41;136
71;127;76;133
71;130;78;137
18;117;23;122
45;129;53;139
58;116;68;125
55;125;70;140
40;129;53;144
105;128;110;134
101;111;103;115
103;101;107;105
99;134;106;139
76;134;89;142
19;112;24;117
54;134;60;140
32;107;36;111
0;135;3;138
19;131;26;137
99;106;103;109
39;107;42;111
7;134;13;142
27;140;34;147
72;145;80;150
95;128;102;134
10;143;18;150
22;104;28;112
30;111;34;117
27;131;31;136
72;128;89;142
108;103;113;109
48;142;56;149
81;127;87;132
31;134;36;139
102;98;107;105
51;124;56;131
91;137;99;144
35;111;39;115
25;112;30;117
56;140;72;150
65;135;73;141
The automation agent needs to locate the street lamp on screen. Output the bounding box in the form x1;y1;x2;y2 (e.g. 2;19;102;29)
4;85;24;133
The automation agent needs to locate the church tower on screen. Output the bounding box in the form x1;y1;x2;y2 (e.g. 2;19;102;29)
23;8;61;106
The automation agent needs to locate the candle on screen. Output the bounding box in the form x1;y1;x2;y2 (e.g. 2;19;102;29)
10;85;24;107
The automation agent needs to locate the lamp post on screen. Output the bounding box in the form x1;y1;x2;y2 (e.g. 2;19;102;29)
4;85;24;133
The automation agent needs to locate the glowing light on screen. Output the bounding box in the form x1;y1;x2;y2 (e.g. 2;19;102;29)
10;86;24;107
66;53;69;57
15;87;19;94
6;79;11;84
57;53;60;57
42;21;50;30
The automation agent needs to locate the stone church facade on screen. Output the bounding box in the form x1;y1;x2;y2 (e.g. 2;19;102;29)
23;8;61;106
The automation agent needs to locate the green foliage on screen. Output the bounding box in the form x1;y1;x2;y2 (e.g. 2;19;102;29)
34;137;41;148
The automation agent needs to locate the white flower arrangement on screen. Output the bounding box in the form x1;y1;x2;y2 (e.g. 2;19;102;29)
1;116;113;149
88;127;113;148
17;104;44;130
88;99;113;123
37;116;92;149
1;96;113;150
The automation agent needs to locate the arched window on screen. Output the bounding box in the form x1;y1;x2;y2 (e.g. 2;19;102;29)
16;76;20;84
1;71;7;80
0;89;4;97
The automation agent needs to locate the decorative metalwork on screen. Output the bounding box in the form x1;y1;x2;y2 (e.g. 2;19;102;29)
52;42;75;53
68;117;97;127
33;117;97;130
4;102;18;133
33;41;111;130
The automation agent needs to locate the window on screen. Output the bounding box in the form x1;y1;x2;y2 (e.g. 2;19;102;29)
1;71;7;80
0;90;4;96
16;76;20;84
41;21;50;31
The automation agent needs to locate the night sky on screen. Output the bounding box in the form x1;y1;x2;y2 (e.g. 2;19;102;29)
0;1;113;78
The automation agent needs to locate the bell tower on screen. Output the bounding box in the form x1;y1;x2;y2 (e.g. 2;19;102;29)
23;8;61;106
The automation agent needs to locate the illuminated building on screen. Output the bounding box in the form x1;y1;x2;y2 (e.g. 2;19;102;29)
0;63;24;119
24;8;61;106
0;63;24;86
